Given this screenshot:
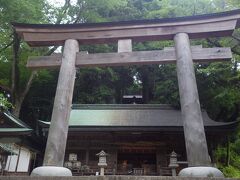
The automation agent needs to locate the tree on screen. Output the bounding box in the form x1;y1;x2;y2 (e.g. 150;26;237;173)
0;0;78;117
0;0;50;116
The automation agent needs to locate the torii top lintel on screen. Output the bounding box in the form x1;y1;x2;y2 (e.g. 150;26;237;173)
13;9;240;47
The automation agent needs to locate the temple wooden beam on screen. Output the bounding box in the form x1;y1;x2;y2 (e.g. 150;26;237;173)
27;47;232;69
13;10;240;46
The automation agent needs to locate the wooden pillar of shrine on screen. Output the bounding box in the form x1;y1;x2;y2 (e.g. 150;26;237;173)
43;39;79;166
174;33;211;167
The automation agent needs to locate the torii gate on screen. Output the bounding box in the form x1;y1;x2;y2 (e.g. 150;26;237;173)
13;9;240;176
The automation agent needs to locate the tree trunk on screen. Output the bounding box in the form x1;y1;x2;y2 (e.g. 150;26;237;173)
11;71;37;117
12;100;21;117
226;136;230;166
141;67;150;103
115;88;123;104
11;33;20;106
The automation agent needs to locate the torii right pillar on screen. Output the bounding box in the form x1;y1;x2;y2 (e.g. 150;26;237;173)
174;32;223;177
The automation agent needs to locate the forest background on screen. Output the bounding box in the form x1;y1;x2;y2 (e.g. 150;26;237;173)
0;0;240;177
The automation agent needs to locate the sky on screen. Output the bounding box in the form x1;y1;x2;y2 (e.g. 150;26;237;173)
46;0;77;52
47;0;65;7
47;0;77;7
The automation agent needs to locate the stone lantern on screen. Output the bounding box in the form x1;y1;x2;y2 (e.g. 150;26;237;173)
64;153;81;172
96;150;108;176
168;151;179;176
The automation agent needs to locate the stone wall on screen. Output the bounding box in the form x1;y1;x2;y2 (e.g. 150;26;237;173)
0;176;238;180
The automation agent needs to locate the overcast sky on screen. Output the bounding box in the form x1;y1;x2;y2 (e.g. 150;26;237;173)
47;0;77;7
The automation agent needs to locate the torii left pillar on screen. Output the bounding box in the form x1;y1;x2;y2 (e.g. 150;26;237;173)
31;39;79;176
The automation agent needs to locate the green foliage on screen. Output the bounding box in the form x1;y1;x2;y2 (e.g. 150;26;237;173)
73;67;116;103
215;144;240;178
222;166;240;178
153;65;179;106
0;93;12;110
17;0;240;119
196;61;240;121
214;125;240;177
0;0;53;117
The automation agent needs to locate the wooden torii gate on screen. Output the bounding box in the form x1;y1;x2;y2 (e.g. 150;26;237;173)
13;10;240;175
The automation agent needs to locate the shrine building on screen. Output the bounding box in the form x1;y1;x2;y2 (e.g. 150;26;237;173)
39;104;238;175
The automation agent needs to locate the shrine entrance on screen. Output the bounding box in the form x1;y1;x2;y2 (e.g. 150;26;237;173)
118;150;157;175
13;9;240;176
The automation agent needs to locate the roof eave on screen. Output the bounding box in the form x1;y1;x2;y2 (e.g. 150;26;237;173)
0;128;32;135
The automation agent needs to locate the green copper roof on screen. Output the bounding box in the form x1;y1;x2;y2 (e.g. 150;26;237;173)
0;128;32;132
0;111;32;134
3;111;31;128
39;104;238;128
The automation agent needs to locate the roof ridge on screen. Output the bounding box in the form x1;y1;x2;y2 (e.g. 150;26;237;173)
71;104;177;110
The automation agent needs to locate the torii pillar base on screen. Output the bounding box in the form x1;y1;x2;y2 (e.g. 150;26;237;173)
31;166;72;176
179;167;224;177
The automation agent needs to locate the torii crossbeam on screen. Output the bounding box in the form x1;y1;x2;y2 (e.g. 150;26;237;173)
27;46;231;68
13;9;240;176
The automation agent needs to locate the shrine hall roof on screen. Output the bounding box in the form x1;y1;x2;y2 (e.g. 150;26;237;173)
0;111;32;135
39;104;238;132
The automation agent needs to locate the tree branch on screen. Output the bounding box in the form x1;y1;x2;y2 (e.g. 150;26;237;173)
73;3;85;24
55;0;71;24
0;40;14;54
232;35;240;43
16;45;58;108
0;33;14;54
45;46;59;56
20;71;37;102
